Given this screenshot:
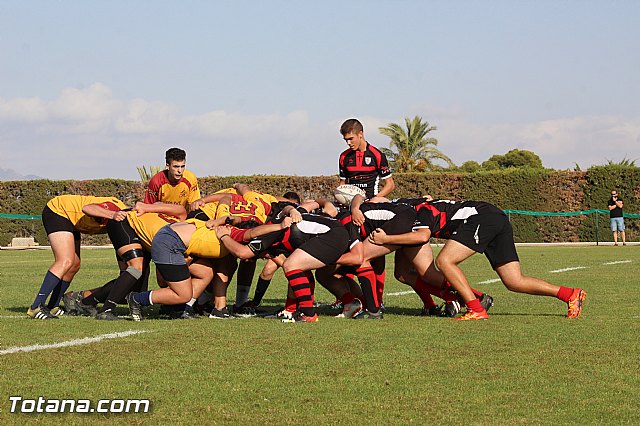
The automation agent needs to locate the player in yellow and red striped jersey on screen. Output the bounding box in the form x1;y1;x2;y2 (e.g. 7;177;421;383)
144;147;201;212
28;195;127;320
188;184;300;317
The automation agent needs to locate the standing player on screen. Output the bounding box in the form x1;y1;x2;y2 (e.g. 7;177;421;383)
339;118;394;198
28;195;127;319
142;147;200;302
368;198;587;320
145;147;201;215
338;118;395;308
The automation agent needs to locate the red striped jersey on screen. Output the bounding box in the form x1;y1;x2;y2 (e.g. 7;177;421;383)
338;143;392;198
144;169;200;207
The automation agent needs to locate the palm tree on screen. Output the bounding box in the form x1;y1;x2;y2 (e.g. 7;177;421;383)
378;116;454;172
136;165;163;184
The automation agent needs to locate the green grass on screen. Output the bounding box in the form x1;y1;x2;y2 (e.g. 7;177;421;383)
1;246;639;425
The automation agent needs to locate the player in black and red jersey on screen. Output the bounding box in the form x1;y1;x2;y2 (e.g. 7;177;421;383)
216;208;355;323
339;119;394;199
338;118;395;309
368;198;587;320
342;196;487;318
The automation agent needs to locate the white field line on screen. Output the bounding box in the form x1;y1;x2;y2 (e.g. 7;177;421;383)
0;330;148;356
385;290;415;296
477;278;502;284
549;266;588;273
603;260;632;265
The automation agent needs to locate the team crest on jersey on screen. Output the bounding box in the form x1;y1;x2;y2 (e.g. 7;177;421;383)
365;157;372;165
180;190;187;197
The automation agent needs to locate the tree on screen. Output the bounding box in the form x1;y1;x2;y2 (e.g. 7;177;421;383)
605;157;637;167
378;116;454;172
459;160;482;173
483;149;543;169
137;165;163;184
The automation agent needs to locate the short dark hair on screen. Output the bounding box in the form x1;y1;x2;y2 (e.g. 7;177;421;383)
283;191;301;204
340;119;363;135
165;147;186;164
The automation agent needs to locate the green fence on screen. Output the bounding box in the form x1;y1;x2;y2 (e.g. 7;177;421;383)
504;209;640;245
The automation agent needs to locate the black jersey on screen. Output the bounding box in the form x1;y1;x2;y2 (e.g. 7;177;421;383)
247;212;350;257
412;200;505;239
338;202;416;239
338;143;392;198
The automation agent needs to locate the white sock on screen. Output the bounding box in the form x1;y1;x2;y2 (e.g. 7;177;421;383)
186;298;196;307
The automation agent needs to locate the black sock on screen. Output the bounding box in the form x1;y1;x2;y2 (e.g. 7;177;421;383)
253;277;271;305
84;279;117;305
101;270;140;312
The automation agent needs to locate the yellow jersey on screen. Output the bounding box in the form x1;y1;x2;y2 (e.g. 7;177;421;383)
144;169;200;208
200;190;278;224
46;195;127;234
184;219;229;259
126;211;182;251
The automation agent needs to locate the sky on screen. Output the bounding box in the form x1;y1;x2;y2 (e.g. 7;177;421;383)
1;0;639;180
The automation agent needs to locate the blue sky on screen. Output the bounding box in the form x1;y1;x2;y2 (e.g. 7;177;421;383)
1;0;638;180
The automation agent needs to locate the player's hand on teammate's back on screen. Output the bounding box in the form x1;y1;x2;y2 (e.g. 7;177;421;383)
368;228;387;245
351;209;365;227
112;210;128;222
289;210;302;223
190;199;205;211
134;201;148;216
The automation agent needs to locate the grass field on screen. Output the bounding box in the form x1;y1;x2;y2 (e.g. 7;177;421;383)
1;245;639;425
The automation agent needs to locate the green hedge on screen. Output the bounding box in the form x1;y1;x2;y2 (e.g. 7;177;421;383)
1;167;638;245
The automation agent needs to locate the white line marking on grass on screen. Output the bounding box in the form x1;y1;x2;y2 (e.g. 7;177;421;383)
549;266;587;273
0;330;148;356
385;290;415;296
477;278;502;284
602;260;632;265
0;315;23;319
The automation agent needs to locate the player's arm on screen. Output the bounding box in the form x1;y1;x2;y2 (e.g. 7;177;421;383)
190;193;229;211
368;227;432;246
350;194;366;226
134;201;187;220
233;183;251;196
376;176;395;198
241;218;293;242
82;203;128;222
215;226;256;260
302;198;339;218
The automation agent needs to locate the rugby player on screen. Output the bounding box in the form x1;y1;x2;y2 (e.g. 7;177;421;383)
215;207;358;323
189;184;300;317
338;118;395;308
64;209;186;320
367;198;587;320
28;195;127;319
126;212;295;321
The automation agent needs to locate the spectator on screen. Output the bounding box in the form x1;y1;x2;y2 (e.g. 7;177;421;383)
608;189;626;246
